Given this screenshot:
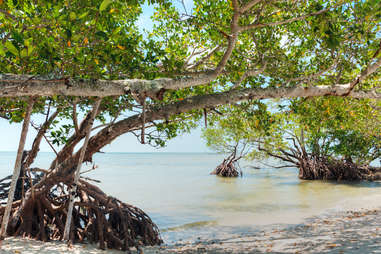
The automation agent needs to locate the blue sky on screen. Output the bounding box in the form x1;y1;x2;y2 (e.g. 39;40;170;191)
0;0;210;153
0;117;210;152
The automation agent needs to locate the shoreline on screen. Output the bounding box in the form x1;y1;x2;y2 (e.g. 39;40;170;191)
1;207;381;253
144;207;381;253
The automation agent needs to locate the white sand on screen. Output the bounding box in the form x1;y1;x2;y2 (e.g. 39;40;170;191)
1;208;381;253
0;237;123;254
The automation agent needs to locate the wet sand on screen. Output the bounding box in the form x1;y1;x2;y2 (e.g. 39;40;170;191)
1;208;381;253
141;208;381;253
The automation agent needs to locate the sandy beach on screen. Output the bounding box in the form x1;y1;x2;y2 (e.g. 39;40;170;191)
0;207;380;254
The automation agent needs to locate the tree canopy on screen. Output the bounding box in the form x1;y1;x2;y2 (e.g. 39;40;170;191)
0;0;380;249
0;0;379;152
203;97;380;165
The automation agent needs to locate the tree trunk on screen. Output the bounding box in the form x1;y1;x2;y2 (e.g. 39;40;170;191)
0;97;34;238
63;99;101;241
0;104;163;249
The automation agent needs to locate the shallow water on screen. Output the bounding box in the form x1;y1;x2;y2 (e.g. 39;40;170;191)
0;152;380;244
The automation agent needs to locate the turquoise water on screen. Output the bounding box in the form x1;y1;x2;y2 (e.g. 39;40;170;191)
0;152;381;243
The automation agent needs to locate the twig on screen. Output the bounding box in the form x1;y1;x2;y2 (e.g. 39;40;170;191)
72;99;80;136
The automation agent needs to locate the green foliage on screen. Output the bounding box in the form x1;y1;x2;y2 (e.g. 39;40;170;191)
0;0;379;81
289;97;381;164
203;97;380;166
0;0;379;150
0;0;164;79
202;101;284;158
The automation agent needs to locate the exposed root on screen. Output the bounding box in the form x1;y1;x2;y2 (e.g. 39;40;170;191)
0;172;162;250
298;156;381;181
259;134;381;182
211;152;242;177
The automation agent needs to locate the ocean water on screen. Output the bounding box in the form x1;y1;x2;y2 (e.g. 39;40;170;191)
0;152;381;244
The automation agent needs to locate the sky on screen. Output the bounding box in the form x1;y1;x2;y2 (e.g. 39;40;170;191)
0;117;210;153
0;0;211;153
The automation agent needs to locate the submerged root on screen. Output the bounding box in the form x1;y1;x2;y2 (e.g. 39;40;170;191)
0;173;162;250
211;156;242;177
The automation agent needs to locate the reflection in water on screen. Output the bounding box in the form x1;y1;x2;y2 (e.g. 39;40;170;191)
0;152;380;243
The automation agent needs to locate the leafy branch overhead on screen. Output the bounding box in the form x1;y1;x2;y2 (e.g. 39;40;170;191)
0;0;379;249
0;0;379;100
0;0;379;151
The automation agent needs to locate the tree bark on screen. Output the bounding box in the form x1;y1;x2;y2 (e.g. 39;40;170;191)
0;74;379;100
63;98;101;241
0;97;34;238
24;109;60;169
78;84;379;166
